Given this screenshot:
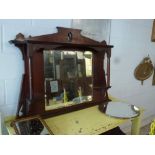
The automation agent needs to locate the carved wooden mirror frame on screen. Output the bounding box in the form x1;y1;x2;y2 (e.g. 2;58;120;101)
10;27;113;118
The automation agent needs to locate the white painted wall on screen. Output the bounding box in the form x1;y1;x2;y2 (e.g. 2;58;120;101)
0;112;1;134
0;19;72;134
0;19;155;134
71;19;111;43
109;19;155;131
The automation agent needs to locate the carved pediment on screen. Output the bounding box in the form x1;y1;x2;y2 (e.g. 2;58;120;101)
26;27;109;47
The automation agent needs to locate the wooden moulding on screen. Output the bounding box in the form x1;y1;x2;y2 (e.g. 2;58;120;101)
151;20;155;42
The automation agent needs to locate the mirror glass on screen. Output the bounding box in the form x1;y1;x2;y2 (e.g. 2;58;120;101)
14;118;51;135
43;50;93;111
99;102;140;119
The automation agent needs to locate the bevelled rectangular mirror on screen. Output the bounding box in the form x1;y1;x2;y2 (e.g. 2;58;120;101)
43;50;93;110
11;116;53;135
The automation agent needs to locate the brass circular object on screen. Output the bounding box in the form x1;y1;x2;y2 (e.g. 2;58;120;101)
134;57;154;84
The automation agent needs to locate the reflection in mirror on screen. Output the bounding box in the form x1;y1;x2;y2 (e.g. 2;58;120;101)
44;50;93;111
104;52;110;87
99;102;140;119
104;53;108;83
12;117;52;135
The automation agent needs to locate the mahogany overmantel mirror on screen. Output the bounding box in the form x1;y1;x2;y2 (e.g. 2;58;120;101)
10;27;113;118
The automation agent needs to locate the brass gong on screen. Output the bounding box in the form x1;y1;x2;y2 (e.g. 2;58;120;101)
134;56;154;85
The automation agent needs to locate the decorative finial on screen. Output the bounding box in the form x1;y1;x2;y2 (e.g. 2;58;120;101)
15;33;25;41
